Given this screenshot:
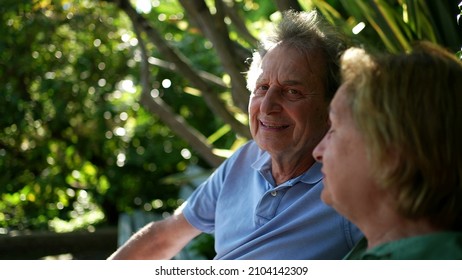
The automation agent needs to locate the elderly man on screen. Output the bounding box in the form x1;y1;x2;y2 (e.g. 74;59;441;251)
109;10;362;260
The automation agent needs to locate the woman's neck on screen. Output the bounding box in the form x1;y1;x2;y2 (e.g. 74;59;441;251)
363;212;439;249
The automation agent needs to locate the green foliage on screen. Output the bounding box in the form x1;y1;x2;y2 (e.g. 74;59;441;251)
0;0;200;231
458;1;462;58
309;0;461;53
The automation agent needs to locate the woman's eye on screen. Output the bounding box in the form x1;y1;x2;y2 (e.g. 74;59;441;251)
326;126;335;138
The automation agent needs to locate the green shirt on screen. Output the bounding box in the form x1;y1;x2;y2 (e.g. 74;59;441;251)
344;232;462;260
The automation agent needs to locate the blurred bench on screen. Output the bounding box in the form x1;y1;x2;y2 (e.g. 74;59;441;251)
117;165;213;260
117;210;210;260
0;227;117;259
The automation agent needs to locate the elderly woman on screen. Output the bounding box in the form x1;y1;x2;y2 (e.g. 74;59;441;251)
313;41;462;259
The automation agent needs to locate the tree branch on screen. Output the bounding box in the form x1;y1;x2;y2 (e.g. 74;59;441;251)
220;0;259;47
117;0;250;139
132;12;225;168
178;0;251;112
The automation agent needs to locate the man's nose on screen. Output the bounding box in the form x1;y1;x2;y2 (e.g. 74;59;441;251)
260;86;282;114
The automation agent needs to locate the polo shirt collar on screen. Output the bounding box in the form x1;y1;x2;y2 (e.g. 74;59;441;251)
251;150;323;186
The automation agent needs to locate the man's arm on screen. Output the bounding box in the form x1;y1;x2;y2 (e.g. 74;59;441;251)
107;212;201;260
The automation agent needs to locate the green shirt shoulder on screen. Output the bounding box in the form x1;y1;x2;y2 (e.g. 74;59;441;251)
344;232;462;260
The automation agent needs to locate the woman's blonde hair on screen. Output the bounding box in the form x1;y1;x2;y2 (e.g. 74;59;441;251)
341;42;462;230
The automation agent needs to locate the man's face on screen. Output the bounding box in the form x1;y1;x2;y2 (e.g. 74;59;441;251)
248;45;329;159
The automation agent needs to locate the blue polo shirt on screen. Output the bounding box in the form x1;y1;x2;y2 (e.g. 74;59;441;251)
183;140;363;259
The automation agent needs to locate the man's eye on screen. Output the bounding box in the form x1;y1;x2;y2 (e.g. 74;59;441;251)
284;89;303;100
254;85;269;95
287;89;300;95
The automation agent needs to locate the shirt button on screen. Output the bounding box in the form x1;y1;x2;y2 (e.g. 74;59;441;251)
270;191;277;197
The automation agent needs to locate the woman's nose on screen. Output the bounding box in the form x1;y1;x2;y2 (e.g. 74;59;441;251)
313;137;326;162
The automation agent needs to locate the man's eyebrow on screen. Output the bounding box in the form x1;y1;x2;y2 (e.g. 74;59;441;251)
282;79;303;85
255;76;267;83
